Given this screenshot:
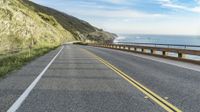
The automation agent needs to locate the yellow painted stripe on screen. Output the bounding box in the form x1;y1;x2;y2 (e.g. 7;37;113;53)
82;48;182;112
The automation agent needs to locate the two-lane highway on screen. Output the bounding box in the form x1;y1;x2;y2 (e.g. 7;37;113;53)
1;45;165;112
0;45;199;112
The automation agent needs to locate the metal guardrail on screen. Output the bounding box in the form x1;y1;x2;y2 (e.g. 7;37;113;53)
90;43;200;65
116;42;200;50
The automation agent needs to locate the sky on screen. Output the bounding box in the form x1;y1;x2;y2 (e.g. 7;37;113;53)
32;0;200;35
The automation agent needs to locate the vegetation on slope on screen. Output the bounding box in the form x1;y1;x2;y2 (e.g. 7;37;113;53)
0;0;74;53
22;0;117;43
0;0;72;77
0;0;117;77
0;46;58;78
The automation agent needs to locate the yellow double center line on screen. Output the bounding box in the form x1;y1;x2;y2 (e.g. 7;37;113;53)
83;48;182;112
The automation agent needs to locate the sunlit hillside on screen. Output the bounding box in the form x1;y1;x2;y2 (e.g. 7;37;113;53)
0;0;116;53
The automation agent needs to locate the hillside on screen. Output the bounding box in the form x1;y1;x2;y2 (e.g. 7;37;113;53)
23;0;117;42
0;0;117;53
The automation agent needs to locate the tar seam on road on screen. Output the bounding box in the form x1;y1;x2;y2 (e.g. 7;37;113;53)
7;46;64;112
82;48;182;112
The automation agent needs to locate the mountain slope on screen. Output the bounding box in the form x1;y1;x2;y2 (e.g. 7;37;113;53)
0;0;116;53
23;0;117;42
0;0;75;53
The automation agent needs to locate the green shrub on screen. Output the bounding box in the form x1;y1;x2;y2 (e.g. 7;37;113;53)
0;46;58;78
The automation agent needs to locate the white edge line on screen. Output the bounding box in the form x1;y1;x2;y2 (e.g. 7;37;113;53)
7;46;64;112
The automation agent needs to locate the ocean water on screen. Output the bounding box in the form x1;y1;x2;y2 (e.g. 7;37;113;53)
114;34;200;60
114;34;200;45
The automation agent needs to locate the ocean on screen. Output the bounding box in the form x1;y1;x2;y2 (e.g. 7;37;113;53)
114;34;200;45
114;34;200;60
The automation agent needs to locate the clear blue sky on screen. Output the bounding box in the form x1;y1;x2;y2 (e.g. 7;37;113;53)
32;0;200;35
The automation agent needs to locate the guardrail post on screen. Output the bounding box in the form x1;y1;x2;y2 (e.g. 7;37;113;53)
178;53;186;58
123;46;126;49
162;51;168;56
141;48;144;52
134;48;137;51
151;49;156;54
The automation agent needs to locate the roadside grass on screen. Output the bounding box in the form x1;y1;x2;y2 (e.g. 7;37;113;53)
0;46;59;78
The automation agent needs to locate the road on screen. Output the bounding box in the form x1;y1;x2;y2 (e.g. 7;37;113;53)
0;45;200;112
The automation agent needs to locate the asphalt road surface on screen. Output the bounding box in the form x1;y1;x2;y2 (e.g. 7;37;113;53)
0;45;200;112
